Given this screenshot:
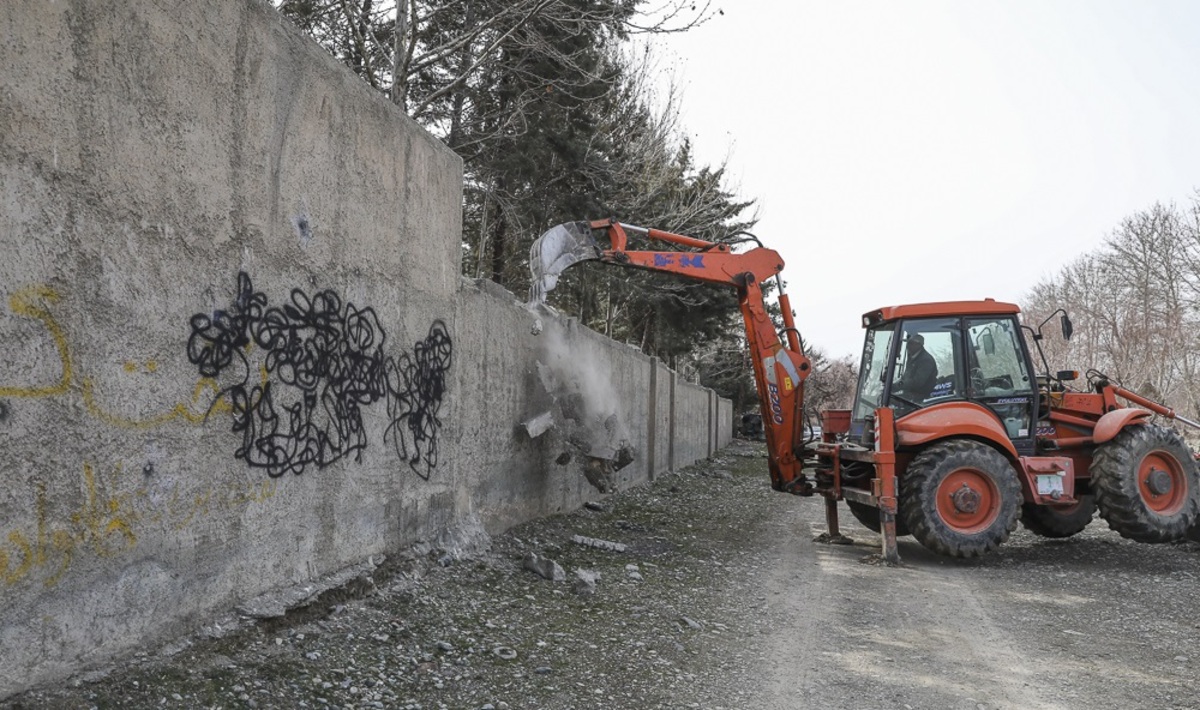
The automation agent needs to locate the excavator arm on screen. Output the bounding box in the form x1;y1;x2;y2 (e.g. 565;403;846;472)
530;218;813;492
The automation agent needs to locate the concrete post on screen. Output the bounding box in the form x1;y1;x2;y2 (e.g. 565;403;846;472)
647;357;658;480
668;369;677;472
707;388;716;458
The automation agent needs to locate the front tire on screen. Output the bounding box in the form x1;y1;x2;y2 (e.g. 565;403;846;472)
900;440;1022;558
1091;424;1200;543
1021;496;1096;538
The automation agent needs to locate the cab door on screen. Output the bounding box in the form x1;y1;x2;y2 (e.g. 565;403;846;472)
965;316;1037;455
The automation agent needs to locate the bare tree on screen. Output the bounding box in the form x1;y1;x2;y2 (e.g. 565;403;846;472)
275;0;712;120
1023;196;1200;420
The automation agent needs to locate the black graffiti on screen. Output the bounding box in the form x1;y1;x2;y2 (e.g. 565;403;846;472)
386;321;452;479
187;272;452;478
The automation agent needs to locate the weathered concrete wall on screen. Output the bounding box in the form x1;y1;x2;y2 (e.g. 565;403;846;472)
650;360;674;477
0;0;732;697
672;380;713;467
718;398;734;447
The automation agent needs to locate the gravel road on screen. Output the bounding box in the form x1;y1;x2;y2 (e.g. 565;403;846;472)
7;439;1200;710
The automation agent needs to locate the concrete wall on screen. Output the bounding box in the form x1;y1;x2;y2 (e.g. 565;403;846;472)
718;398;735;447
0;0;732;697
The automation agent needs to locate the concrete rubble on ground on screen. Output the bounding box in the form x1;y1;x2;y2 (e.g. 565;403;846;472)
522;552;566;582
570;535;627;552
572;569;601;596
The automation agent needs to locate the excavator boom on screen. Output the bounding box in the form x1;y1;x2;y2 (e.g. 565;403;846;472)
529;218;813;491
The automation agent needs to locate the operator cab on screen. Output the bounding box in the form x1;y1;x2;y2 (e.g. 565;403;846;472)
850;301;1039;455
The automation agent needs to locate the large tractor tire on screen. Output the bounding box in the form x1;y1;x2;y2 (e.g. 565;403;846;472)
1020;496;1096;539
846;500;911;537
1091;424;1200;543
900;440;1022;558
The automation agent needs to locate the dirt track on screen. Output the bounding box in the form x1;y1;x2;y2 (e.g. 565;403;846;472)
7;439;1200;709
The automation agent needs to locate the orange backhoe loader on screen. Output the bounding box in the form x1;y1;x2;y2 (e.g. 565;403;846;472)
531;218;1200;563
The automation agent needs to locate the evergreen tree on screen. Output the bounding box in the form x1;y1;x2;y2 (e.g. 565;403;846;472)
273;1;761;403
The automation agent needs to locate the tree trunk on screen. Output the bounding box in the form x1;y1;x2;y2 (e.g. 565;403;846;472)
489;180;508;284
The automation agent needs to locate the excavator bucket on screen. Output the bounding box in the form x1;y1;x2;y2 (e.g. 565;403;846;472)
529;221;600;303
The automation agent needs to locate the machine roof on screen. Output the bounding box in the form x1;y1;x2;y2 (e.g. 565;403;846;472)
862;299;1020;326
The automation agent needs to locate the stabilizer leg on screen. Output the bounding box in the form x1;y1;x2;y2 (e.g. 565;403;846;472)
814;496;853;545
878;495;902;565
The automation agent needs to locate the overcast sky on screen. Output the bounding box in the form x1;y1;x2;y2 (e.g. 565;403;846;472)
654;0;1200;360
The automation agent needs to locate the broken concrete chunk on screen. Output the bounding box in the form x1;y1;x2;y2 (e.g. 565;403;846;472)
573;569;601;596
583;457;616;493
613;443;635;471
679;616;704;631
521;411;555;439
571;535;626;553
523;552;566;582
235;600;287;620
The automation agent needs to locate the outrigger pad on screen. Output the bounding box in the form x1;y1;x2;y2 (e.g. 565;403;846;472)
528;221;600;303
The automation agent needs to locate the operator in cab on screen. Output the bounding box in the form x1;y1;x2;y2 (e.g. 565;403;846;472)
895;333;937;401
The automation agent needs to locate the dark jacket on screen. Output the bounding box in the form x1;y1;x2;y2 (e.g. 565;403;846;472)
897;347;938;400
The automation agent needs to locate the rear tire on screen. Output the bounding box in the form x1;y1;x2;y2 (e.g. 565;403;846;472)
1020;496;1096;538
846;500;911;537
900;440;1022;558
1091;424;1200;543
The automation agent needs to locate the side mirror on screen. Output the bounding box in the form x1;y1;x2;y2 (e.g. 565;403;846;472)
1061;314;1073;341
980;332;995;356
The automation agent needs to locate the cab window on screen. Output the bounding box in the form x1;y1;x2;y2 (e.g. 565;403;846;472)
966;317;1033;397
852;325;895;421
890;317;962;410
967;316;1035;441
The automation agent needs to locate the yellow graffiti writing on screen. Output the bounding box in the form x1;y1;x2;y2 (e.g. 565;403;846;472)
0;286;72;398
0;463;276;588
82;375;232;429
0;284;231;427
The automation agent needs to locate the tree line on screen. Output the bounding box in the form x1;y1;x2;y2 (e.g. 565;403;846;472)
1023;193;1200;421
273;0;768;408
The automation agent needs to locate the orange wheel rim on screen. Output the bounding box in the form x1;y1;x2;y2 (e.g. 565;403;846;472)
1056;498;1086;515
936;468;1001;533
1138;451;1187;515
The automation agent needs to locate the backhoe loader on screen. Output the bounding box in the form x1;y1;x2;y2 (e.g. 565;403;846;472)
530;218;1200;562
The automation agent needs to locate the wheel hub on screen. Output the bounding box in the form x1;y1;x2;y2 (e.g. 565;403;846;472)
1144;467;1174;497
950;484;982;514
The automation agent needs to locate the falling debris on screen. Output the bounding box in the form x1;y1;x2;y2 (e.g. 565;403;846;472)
523;328;638;492
571;535;626;553
521;222;639;490
584;457;617;493
521;411;555;439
